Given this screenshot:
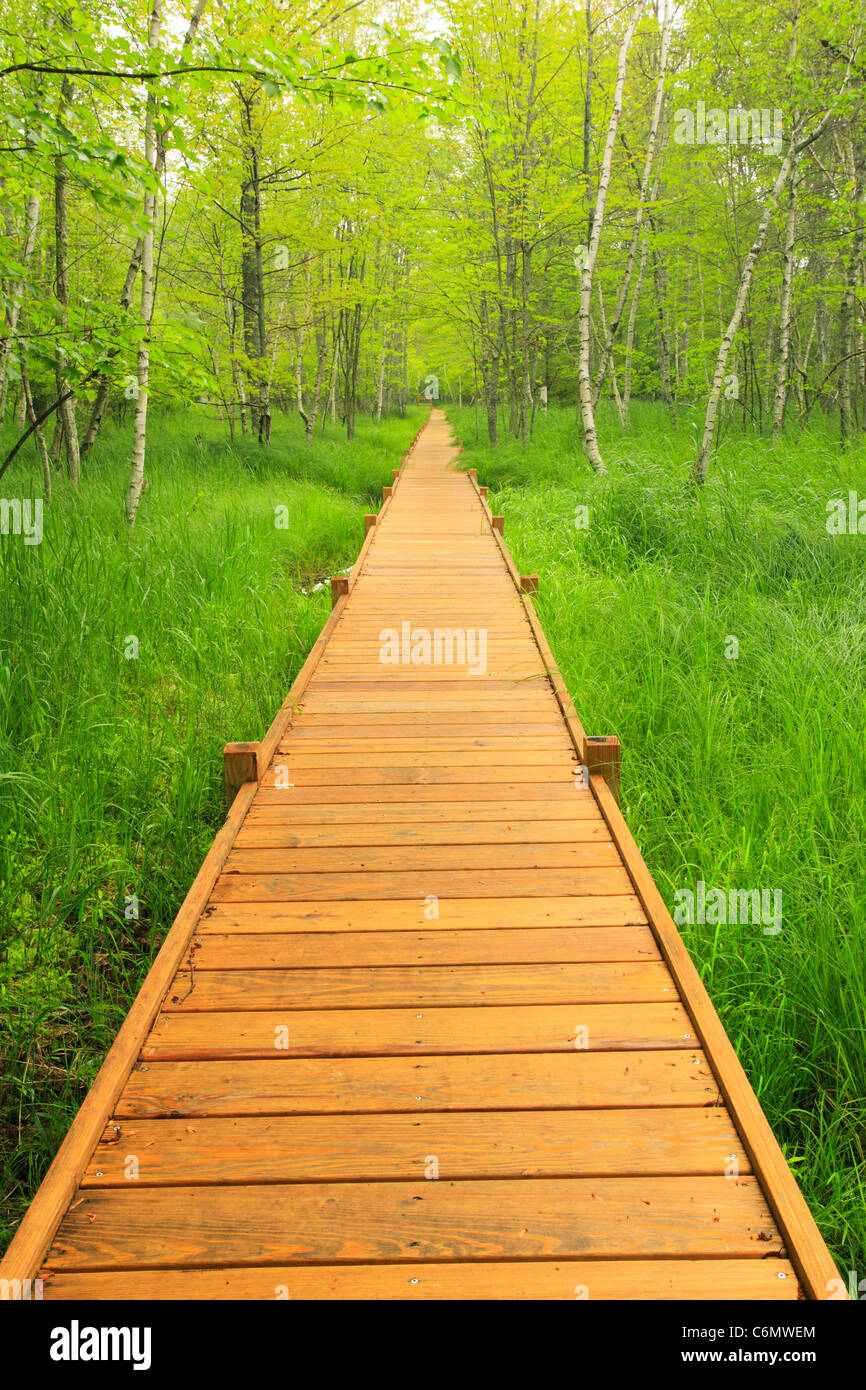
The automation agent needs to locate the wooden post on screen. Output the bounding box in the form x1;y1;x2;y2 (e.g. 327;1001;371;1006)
479;486;488;500
392;468;401;484
330;576;349;608
492;514;504;534
520;575;539;595
383;485;392;499
585;735;621;804
223;742;258;808
364;514;377;536
468;468;478;481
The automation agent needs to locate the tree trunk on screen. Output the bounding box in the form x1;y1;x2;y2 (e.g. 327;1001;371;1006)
772;152;800;440
576;0;645;473
124;0;162;525
593;0;671;407
238;88;269;443
0;188;40;420
306;322;329;439
21;358;52;502
82;0;207;456
82;243;143;454
375;318;387;422
839;142;863;446
623;229;648;419
54;78;81;484
694;152;795;481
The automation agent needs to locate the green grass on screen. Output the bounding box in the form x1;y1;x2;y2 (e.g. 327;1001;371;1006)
0;404;423;1246
448;399;866;1280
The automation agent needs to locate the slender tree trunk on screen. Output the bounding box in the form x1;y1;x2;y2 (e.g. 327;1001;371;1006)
839;144;863;446
54;77;80;484
82;244;143;454
124;0;162;525
694;151;795;481
82;0;207;457
772;152;801;440
576;0;645;473
306;321;328;439
238;88;269;442
593;0;671;408
583;1;594;246
623;229;647;420
0;188;40;419
375;318;387;422
21;358;51;502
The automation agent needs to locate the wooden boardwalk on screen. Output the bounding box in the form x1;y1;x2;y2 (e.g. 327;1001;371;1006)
1;410;840;1300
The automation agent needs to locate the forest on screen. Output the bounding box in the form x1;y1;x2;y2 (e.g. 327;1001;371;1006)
0;0;864;1293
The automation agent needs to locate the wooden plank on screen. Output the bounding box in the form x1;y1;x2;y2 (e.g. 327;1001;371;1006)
234;819;610;847
273;750;573;768
223;844;621;873
40;1258;800;1301
46;1177;783;1269
141;1002;694;1059
191;926;661;967
198;895;647;932
82;1109;749;1186
163;961;676;1011
252;783;589;805
264;767;578;789
284;733;572;745
247;795;598;820
209;867;631;901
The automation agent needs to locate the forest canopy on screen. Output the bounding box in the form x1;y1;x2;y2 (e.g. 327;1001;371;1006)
2;0;865;511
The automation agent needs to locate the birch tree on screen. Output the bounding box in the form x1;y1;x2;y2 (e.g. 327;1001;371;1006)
124;0;162;525
592;0;671;408
576;0;645;473
694;106;851;482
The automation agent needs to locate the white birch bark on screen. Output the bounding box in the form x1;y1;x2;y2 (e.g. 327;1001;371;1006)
592;0;671;408
694;36;854;480
125;0;162;524
772;151;801;439
577;0;646;473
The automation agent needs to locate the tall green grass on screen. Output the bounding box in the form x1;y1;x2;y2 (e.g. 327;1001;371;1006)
448;400;866;1278
0;406;423;1245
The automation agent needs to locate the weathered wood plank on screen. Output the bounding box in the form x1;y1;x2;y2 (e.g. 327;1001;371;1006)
223;843;620;873
198;895;647;932
82;1109;749;1186
210;868;630;901
191;926;661;968
41;1259;800;1301
46;1177;783;1269
163;961;675;1012
141;1002;694;1059
234;819;610;847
